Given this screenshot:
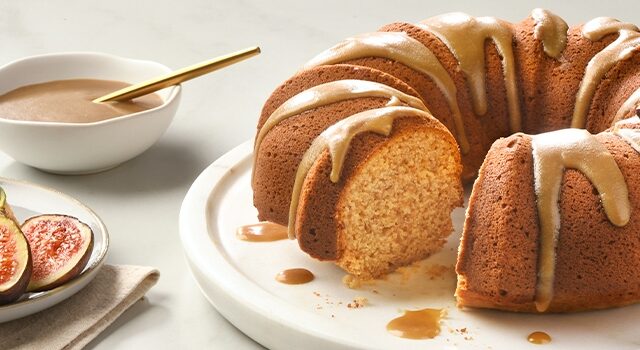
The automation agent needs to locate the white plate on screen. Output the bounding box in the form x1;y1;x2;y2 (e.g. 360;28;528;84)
0;178;109;323
180;140;640;350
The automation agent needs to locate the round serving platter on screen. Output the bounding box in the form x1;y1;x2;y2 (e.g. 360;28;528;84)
179;140;640;350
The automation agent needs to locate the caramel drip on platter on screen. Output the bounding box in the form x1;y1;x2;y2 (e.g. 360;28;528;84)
275;268;314;284
303;32;470;153
419;12;522;132
527;331;552;345
287;106;432;239
614;88;640;123
572;18;640;128
236;222;288;242
531;129;631;312
613;117;640;153
531;8;568;58
386;308;445;339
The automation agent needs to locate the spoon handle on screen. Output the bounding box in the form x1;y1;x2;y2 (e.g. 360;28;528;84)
93;46;260;103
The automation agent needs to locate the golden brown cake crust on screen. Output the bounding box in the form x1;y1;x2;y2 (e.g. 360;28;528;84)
552;131;640;312
515;22;617;133
456;134;539;312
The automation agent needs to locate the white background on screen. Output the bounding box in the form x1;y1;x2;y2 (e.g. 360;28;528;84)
0;0;638;348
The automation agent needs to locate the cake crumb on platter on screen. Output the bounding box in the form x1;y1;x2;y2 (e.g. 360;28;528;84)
347;296;369;309
342;274;375;288
342;274;360;288
425;264;452;280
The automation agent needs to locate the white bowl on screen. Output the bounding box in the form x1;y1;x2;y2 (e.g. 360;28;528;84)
0;52;181;174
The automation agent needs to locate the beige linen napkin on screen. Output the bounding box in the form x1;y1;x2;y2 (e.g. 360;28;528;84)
0;264;160;350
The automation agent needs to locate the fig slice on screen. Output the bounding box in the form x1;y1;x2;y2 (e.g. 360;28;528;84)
22;215;93;292
0;216;32;304
0;187;19;226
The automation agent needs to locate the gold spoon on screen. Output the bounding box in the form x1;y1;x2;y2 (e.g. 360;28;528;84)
93;46;261;103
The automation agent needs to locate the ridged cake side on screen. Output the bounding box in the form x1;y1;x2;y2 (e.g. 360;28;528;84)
458;123;640;312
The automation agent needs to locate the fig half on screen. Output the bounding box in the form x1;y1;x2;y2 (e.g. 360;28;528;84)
22;215;93;292
0;216;32;304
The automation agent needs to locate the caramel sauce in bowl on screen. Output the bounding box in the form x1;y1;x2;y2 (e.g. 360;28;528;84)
0;52;181;174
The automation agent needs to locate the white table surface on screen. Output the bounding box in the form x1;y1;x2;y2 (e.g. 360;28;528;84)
0;0;638;348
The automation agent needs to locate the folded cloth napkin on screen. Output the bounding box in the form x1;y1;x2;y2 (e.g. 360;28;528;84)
0;264;160;350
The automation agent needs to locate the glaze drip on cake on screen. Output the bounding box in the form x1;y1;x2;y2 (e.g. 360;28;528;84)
288;106;432;238
613;117;640;152
531;8;568;58
253;79;428;169
572;18;640;128
614;128;640;152
531;128;631;311
303;32;469;153
615;89;640;122
419;12;522;132
582;17;640;39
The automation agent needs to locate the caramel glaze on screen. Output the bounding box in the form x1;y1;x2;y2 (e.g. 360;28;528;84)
264;9;640;172
386;308;445;339
275;268;314;284
0;79;163;123
253;79;430;181
303;32;469;153
573;18;640;128
419;12;522;132
527;331;551;345
236;222;288;242
531;8;569;58
613;117;640;153
615;88;640;123
531;129;631;312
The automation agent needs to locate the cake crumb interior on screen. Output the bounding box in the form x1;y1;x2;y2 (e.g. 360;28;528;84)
336;128;462;279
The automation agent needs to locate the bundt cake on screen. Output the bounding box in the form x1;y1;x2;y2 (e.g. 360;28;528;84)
251;8;640;312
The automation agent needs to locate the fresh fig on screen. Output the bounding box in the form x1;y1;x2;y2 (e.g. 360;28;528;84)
22;215;93;292
0;216;32;304
0;187;19;225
